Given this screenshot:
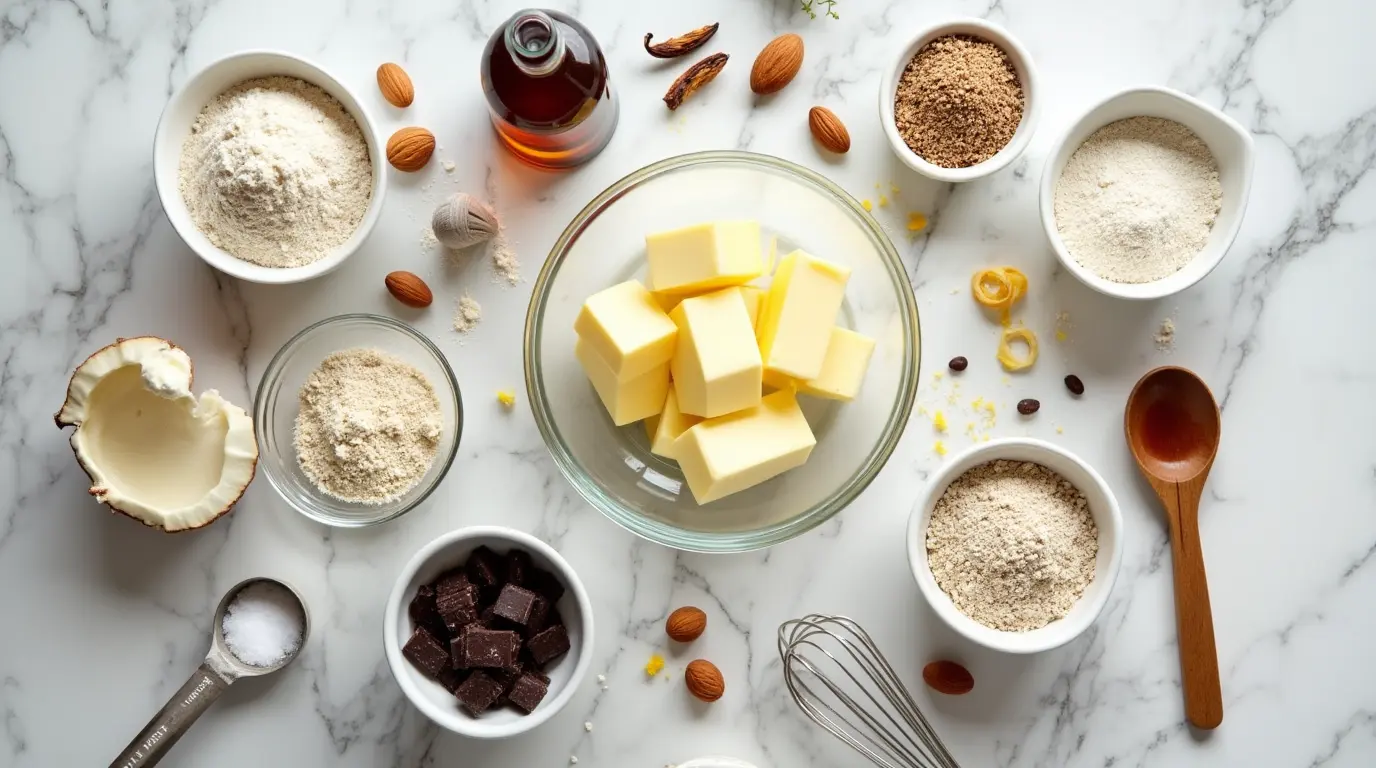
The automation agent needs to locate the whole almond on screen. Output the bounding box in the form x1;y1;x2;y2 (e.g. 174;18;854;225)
750;33;804;95
808;106;850;154
376;62;415;108
386;127;435;172
922;660;974;695
385;271;432;308
665;606;707;643
684;659;725;702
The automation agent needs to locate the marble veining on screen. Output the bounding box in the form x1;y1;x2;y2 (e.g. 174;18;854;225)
2;0;1374;766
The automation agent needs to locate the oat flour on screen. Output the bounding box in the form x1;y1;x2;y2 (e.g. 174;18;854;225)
926;460;1098;632
294;348;441;504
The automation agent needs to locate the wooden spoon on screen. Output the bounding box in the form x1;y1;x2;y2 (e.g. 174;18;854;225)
1124;366;1224;730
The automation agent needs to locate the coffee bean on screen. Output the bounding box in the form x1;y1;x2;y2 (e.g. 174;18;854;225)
1017;398;1040;415
948;356;968;372
1064;374;1084;396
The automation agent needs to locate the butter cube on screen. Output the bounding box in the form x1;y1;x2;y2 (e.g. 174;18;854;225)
797;327;875;401
669;288;763;418
574;280;677;381
673;389;817;504
762;368;796;392
670;288;763;418
646;221;763;295
576;338;669;426
643;386;702;459
739;285;765;329
757;250;851;380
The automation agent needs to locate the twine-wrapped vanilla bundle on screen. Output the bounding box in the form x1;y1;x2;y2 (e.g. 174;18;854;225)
431;193;499;249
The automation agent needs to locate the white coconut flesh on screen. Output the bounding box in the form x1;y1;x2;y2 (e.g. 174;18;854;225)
55;337;257;532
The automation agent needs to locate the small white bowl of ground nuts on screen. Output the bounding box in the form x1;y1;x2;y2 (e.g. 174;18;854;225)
879;18;1040;183
906;438;1123;654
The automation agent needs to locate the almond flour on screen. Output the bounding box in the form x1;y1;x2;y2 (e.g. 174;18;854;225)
926;460;1098;632
294;348;441;504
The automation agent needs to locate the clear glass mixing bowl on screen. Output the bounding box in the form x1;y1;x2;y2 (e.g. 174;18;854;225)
525;151;920;552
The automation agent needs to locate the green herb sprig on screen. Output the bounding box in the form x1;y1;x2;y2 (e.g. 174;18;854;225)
801;0;839;20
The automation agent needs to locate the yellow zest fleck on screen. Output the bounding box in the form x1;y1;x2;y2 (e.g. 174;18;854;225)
983;400;997;418
933;410;948;432
933;370;944;381
891;183;901;195
907;212;928;232
1055;329;1068;342
997;327;1039;372
645;654;665;677
1056;425;1064;434
497;390;516;408
971;396;984;410
878;195;889;208
933;440;947;456
862;199;873;212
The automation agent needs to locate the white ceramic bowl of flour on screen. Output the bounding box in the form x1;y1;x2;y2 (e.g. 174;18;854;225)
906;438;1123;654
154;50;387;284
1039;86;1254;300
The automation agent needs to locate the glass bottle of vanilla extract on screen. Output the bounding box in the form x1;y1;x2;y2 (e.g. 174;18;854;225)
481;9;618;169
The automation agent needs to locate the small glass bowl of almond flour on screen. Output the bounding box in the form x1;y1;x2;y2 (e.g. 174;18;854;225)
906;438;1123;654
255;314;462;527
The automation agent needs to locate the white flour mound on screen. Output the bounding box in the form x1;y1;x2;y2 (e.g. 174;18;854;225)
178;76;372;268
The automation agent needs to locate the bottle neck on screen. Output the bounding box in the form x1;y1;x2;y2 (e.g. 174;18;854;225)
505;10;565;77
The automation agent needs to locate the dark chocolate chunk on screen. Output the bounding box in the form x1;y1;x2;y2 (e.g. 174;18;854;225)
436;666;468;694
402;627;451;680
492;584;541;626
435;581;479;614
525;624;571;666
460;626;521;669
523;595;551;637
440;602;480;639
454;671;505;717
408;585;447;639
506;549;534;587
506;672;550;713
434;568;471;598
466;546;503;589
529;567;565;604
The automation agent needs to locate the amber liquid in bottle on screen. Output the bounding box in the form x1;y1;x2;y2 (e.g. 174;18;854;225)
481;9;618;169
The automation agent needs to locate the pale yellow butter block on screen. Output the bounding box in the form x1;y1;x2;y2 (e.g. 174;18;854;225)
798;327;876;401
757;250;851;381
673;389;817;504
670;288;763;418
574;280;677;381
576;337;670;426
647;386;701;459
646;221;763;295
739;285;766;329
762;367;796;392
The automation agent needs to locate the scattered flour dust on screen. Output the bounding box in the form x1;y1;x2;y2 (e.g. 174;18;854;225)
1155;317;1177;351
294;348;441;504
453;296;483;334
178;76;372;268
926;460;1098;632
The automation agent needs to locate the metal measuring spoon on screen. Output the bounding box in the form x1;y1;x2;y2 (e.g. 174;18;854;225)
111;577;310;768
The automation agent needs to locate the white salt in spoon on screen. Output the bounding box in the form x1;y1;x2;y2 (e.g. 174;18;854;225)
111;577;309;768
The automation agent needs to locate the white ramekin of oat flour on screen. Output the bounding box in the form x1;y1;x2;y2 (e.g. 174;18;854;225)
154;50;387;284
906;438;1123;654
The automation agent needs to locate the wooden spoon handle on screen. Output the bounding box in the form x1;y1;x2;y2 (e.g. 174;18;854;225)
1163;478;1224;729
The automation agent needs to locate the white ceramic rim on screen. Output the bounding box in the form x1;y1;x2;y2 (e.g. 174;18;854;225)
905;438;1124;654
878;17;1040;182
1037;85;1256;300
382;526;595;739
153;49;388;284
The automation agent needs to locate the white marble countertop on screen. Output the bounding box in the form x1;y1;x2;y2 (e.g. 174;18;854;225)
3;0;1374;766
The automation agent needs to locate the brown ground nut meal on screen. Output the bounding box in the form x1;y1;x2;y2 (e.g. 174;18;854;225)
894;35;1024;168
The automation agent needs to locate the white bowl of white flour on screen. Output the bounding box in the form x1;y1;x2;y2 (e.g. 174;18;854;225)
1039;86;1254;300
155;50;387;283
907;438;1123;654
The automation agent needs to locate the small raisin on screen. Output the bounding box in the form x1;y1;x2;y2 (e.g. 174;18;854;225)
948;356;968;372
1064;374;1084;396
1017;398;1040;415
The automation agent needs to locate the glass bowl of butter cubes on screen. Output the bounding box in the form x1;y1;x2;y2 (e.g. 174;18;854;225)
525;151;920;552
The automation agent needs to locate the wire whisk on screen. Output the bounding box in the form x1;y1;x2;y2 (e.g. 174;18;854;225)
777;614;961;768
